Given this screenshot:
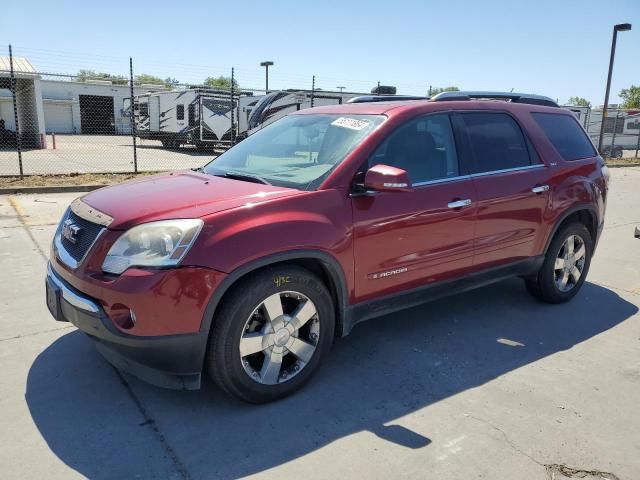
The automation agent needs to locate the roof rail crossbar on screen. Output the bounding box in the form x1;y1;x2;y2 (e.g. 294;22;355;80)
431;91;558;107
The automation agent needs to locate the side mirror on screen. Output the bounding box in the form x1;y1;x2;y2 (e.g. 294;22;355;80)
363;164;412;192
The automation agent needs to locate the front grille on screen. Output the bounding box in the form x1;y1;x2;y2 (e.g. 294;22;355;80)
59;210;104;263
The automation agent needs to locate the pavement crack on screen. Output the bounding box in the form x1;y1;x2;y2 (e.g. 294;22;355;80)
544;463;620;480
591;281;640;297
0;325;73;342
463;413;544;468
112;367;192;480
7;195;49;262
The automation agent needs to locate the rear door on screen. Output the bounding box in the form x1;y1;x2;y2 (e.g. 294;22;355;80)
352;113;477;302
453;111;552;269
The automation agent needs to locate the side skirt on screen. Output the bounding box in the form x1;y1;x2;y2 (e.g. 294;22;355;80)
342;256;543;336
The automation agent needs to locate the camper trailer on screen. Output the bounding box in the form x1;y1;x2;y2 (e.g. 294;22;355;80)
124;87;388;149
124;89;263;150
243;89;366;138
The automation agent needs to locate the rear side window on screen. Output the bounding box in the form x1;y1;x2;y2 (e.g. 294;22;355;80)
459;113;532;174
176;104;185;120
532;113;596;161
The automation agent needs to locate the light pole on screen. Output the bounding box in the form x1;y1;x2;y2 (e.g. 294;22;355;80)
336;86;346;93
260;61;274;93
598;23;632;153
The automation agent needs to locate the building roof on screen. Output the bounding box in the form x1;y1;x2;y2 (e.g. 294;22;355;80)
0;56;38;76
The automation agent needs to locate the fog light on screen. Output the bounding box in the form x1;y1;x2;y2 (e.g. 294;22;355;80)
111;304;136;330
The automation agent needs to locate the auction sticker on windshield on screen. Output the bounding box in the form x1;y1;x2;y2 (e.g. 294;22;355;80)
331;117;371;131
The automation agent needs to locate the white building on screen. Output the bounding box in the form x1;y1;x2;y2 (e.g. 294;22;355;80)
0;56;165;146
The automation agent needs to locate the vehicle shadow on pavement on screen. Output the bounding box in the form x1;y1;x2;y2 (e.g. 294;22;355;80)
26;279;637;479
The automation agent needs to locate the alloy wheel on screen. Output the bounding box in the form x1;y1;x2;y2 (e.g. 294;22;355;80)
239;291;320;385
554;234;586;293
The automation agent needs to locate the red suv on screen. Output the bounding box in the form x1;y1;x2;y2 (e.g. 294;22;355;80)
46;92;608;403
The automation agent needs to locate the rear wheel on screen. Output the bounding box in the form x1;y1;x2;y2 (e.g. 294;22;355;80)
207;266;334;403
526;223;592;303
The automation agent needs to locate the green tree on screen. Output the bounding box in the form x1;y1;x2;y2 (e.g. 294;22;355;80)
204;76;239;90
76;69;127;85
428;86;459;97
133;74;180;88
566;96;591;107
619;85;640;109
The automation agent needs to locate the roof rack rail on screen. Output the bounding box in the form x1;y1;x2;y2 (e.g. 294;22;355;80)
347;95;429;104
430;91;558;108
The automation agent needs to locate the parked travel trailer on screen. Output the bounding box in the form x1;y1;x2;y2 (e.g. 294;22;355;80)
124;87;403;149
124;89;263;149
243;89;366;138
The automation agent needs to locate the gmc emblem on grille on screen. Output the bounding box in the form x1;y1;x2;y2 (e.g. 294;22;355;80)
62;219;81;244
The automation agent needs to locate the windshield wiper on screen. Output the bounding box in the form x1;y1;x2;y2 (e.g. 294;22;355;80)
215;171;271;185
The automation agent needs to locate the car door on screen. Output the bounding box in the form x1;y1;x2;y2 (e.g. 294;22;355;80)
453;111;552;269
352;113;477;303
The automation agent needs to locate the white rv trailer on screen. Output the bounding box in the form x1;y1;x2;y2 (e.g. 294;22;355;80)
564;105;640;157
124;88;263;149
243;89;368;138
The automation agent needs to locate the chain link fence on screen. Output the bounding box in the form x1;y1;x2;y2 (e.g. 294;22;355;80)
2;44;639;178
1;45;395;178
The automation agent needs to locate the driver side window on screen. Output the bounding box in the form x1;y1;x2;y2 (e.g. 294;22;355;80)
369;114;459;184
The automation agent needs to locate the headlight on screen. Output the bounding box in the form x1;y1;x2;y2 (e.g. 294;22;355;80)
102;219;203;275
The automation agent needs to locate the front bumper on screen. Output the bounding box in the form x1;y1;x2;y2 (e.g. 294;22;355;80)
45;263;208;389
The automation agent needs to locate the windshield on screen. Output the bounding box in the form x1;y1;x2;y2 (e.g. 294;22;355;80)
203;114;385;190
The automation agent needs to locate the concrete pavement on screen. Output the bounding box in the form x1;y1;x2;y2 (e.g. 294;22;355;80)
0;168;639;479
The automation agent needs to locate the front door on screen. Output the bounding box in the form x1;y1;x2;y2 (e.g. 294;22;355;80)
148;96;161;132
352;113;477;303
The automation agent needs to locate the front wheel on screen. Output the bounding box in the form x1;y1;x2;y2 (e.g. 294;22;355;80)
207;266;335;403
526;223;593;303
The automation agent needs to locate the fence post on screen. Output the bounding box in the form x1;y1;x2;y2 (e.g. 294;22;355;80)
310;75;315;108
610;108;619;158
636;115;640;158
230;67;235;145
129;57;138;173
9;44;23;179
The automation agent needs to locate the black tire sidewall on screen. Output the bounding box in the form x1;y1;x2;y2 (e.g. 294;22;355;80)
208;266;335;403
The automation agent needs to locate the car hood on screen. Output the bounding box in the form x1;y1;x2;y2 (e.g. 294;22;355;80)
79;171;303;229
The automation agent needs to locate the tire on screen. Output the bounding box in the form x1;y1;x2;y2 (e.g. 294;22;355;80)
612;147;623;159
526;222;593;304
207;266;335;403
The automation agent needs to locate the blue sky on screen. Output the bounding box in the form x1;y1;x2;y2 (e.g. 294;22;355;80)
1;0;638;104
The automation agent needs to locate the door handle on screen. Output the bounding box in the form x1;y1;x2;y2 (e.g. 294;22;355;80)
531;185;550;194
447;199;472;209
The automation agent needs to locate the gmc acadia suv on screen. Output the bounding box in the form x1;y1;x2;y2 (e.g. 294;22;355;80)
45;91;608;403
